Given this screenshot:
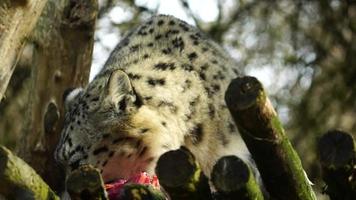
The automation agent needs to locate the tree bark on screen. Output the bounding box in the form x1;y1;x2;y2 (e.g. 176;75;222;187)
211;155;264;200
155;147;213;200
66;165;108;200
17;0;98;193
318;130;356;200
0;0;48;101
225;76;316;200
0;146;59;200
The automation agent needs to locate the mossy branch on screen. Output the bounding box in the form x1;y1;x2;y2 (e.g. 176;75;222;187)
155;147;213;200
318;130;356;200
66;165;108;200
0;146;59;200
225;76;316;200
211;155;264;200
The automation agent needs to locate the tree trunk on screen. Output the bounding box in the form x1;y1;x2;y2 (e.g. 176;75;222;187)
225;76;316;200
17;0;98;193
0;0;48;101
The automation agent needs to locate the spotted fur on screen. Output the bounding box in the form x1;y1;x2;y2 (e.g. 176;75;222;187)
55;15;250;183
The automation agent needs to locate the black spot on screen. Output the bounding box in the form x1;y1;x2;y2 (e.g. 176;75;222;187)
158;101;178;113
185;113;192;121
155;34;162;40
147;43;154;47
144;96;152;101
162;48;172;54
172;37;184;51
193;41;199;45
70;125;74;130
229;122;236;133
201;47;209;52
191;124;204;144
189;97;199;106
205;87;213;97
161;121;167;127
233;68;239;75
140;128;149;134
157;19;164;26
208;104;215;117
130;44;140;52
127;73;142;80
181;64;193;71
199;72;206;80
169;20;175;25
83;154;88;160
165;29;179;38
211;59;218;64
154;62;175;71
212;84;220;92
75;145;84;152
138;30;148;36
190;34;199;40
90;97;99;102
93;146;109;155
188;52;198;61
108;151;115;158
77;120;81;125
148;28;154;34
67;137;73;147
118;99;127;111
213;71;225;80
70;160;80;170
102;160;108;167
179;23;189;31
102;133;110;139
127;154;132;158
200;64;209;71
143;54;149;59
147;78;166;86
112;137;134;144
184;79;192;90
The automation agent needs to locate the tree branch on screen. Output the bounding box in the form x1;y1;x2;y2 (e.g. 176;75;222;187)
318;130;356;200
211;155;264;200
0;0;48;101
0;146;59;200
225;76;316;200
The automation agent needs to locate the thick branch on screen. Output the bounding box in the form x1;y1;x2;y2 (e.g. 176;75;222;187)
211;156;264;200
18;0;98;192
0;0;48;101
66;165;108;200
318;130;356;200
225;76;316;200
155;147;213;200
0;146;59;200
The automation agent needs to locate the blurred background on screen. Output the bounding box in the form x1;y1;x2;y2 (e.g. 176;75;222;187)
1;0;355;198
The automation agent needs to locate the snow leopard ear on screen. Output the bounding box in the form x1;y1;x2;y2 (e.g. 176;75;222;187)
63;87;83;110
106;70;142;112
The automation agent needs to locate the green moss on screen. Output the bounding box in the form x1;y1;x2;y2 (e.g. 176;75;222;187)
0;146;59;200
